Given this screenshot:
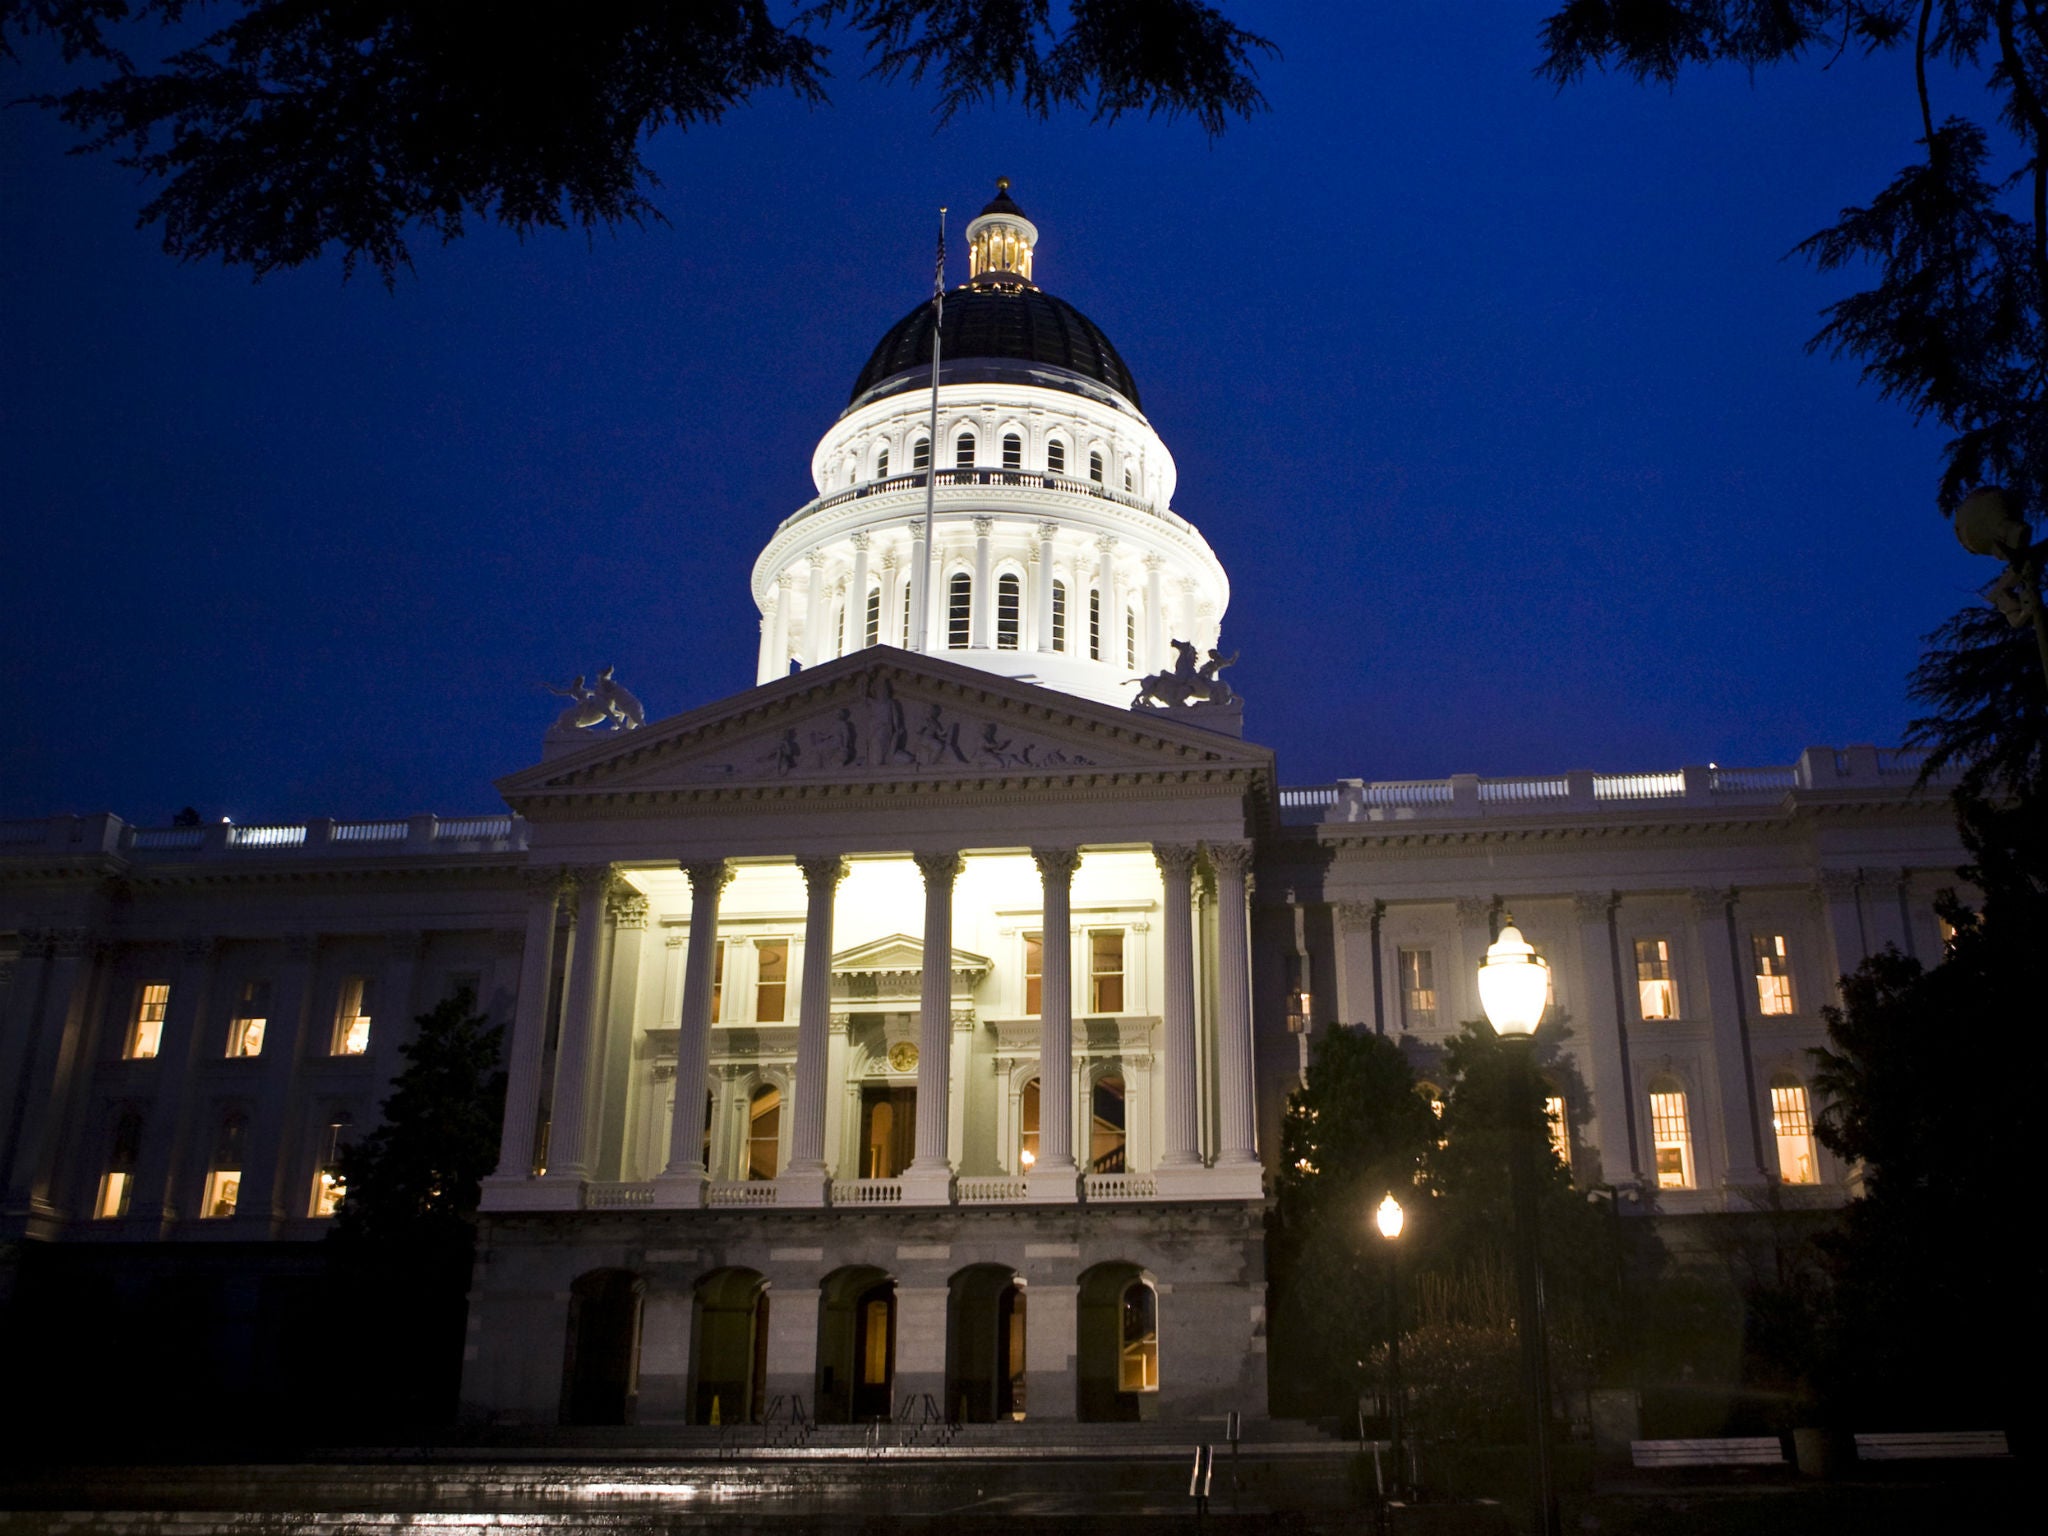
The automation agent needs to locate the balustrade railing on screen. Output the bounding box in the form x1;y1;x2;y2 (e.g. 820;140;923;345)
775;467;1178;535
956;1177;1028;1203
1593;772;1684;800
1;812;531;859
708;1180;779;1206
830;1178;904;1205
584;1181;655;1209
128;827;204;850
332;820;407;842
1084;1173;1158;1201
227;823;308;848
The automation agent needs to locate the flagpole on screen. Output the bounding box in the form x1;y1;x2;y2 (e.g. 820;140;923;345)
912;206;946;654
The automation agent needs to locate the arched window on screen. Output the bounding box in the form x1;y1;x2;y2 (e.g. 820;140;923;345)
1089;449;1104;485
1051;580;1068;652
1047;439;1066;475
1118;1280;1158;1392
876;445;890;479
1019;1077;1040;1172
902;582;912;647
948;573;972;649
96;1109;144;1219
1124;466;1134;493
1002;432;1022;470
955;430;977;469
1770;1073;1818;1184
1648;1078;1694;1189
912;435;930;471
1125;606;1137;670
1088;589;1102;660
747;1083;781;1181
996;572;1021;649
864;586;881;648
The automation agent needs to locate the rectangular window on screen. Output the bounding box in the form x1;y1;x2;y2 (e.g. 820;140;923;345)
333;975;373;1056
1088;590;1101;660
203;1115;247;1218
1089;930;1125;1014
912;437;930;471
1002;434;1022;470
95;1170;132;1220
228;980;270;1058
1023;932;1043;1016
710;938;727;1023
1649;1090;1694;1189
1544;1094;1571;1170
996;576;1021;649
1634;939;1677;1020
1752;933;1796;1016
96;1111;143;1219
1052;582;1067;652
1398;948;1437;1031
128;981;170;1059
1771;1081;1819;1184
865;587;881;648
955;433;975;469
1047;440;1066;475
948;576;972;649
310;1118;349;1216
1125;607;1137;670
755;939;789;1022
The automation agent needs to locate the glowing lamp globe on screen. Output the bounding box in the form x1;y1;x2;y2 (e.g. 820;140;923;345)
1479;920;1549;1038
1954;486;2027;559
1376;1192;1405;1240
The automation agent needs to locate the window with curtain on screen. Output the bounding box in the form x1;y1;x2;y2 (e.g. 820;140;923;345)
1023;932;1043;1015
95;1109;144;1219
1635;938;1678;1020
755;940;788;1022
1770;1075;1818;1184
203;1114;248;1217
333;975;373;1055
127;981;169;1059
228;980;269;1058
1399;949;1436;1031
311;1114;352;1216
1649;1081;1694;1189
1752;934;1796;1015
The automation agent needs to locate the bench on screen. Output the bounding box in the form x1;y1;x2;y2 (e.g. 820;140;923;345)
1854;1431;2010;1461
1631;1437;1786;1469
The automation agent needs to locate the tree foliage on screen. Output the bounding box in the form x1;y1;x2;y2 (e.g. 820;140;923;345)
4;1;1274;281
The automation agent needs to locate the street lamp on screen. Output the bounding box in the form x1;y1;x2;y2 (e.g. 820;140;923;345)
1954;485;2048;694
1479;916;1561;1536
1376;1192;1406;1500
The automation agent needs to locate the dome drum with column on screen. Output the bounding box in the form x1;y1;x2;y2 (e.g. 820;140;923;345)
750;183;1230;710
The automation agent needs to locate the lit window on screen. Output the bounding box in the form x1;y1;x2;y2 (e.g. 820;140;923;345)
310;1115;351;1216
1088;589;1101;660
1019;1077;1040;1171
755;939;788;1023
128;981;170;1059
203;1114;247;1217
1770;1075;1818;1184
1092;1073;1127;1170
333;975;373;1056
710;938;726;1023
876;445;889;479
1648;1082;1694;1189
1544;1094;1571;1170
1089;930;1125;1013
1023;932;1043;1016
1635;939;1677;1020
955;431;976;469
948;573;972;649
996;573;1021;649
747;1084;781;1180
1752;934;1795;1016
864;587;881;648
1047;440;1066;475
1118;1280;1159;1392
1052;581;1067;652
228;981;269;1058
912;436;930;471
1089;450;1104;485
1399;948;1436;1031
95;1110;144;1218
1002;432;1022;470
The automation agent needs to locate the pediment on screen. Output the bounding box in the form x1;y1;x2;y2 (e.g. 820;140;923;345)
497;647;1271;808
831;933;991;977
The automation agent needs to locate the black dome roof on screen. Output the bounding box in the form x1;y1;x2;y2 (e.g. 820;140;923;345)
847;284;1142;412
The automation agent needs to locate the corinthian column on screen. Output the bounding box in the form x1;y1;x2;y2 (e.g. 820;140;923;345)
1028;848;1082;1201
903;851;963;1203
483;872;570;1207
654;859;733;1207
1154;844;1202;1171
1210;840;1262;1179
539;866;614;1189
782;855;849;1207
1035;522;1059;653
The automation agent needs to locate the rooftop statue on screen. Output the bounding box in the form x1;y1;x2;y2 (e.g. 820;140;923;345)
1132;640;1239;711
544;667;646;736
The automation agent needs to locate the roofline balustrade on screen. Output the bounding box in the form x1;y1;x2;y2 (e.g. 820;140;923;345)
0;812;528;860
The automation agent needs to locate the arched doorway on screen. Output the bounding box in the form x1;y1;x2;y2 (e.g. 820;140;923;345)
560;1269;645;1425
947;1264;1027;1422
691;1267;769;1425
1077;1261;1157;1423
817;1265;895;1423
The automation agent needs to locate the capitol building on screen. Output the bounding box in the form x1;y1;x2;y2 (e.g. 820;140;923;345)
0;184;1964;1430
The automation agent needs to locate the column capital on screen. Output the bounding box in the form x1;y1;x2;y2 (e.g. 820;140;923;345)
282;932;317;963
807;547;827;568
851;528;872;550
881;548;900;570
1032;847;1083;882
384;928;429;959
1037;520;1060;541
1204;840;1255;879
776;571;793;591
1334;899;1380;934
913;850;964;887
906;519;928;541
180;933;222;964
606;889;650;930
681;859;735;894
973;515;994;536
798;854;852;890
1144;551;1164;570
1453;895;1493;926
1153;843;1201;881
1817;868;1862;900
1095;533;1119;554
1690;886;1734;921
521;866;576;900
1572;890;1616;923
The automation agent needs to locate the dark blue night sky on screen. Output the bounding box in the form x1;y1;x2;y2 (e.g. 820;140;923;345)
1;10;1985;824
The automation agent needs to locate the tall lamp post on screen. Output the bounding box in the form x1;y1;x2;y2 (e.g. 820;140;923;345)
1376;1192;1406;1499
1478;916;1561;1536
1954;485;2048;694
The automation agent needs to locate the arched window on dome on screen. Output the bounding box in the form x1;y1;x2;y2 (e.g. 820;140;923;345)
902;582;912;648
948;573;972;649
1052;580;1068;652
1125;606;1137;671
1002;432;1022;471
1088;589;1102;661
1088;450;1104;486
912;436;930;472
1124;466;1135;494
1047;439;1066;475
996;573;1021;649
955;431;977;470
875;444;890;480
864;586;881;649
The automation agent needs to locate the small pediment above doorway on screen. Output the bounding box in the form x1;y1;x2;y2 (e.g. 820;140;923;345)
831;932;990;1006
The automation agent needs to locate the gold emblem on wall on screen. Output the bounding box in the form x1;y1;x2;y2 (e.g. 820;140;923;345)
887;1041;920;1073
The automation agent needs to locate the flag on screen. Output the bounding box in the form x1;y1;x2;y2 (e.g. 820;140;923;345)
933;208;947;310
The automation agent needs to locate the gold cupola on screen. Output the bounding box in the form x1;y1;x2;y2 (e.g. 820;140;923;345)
964;178;1038;286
